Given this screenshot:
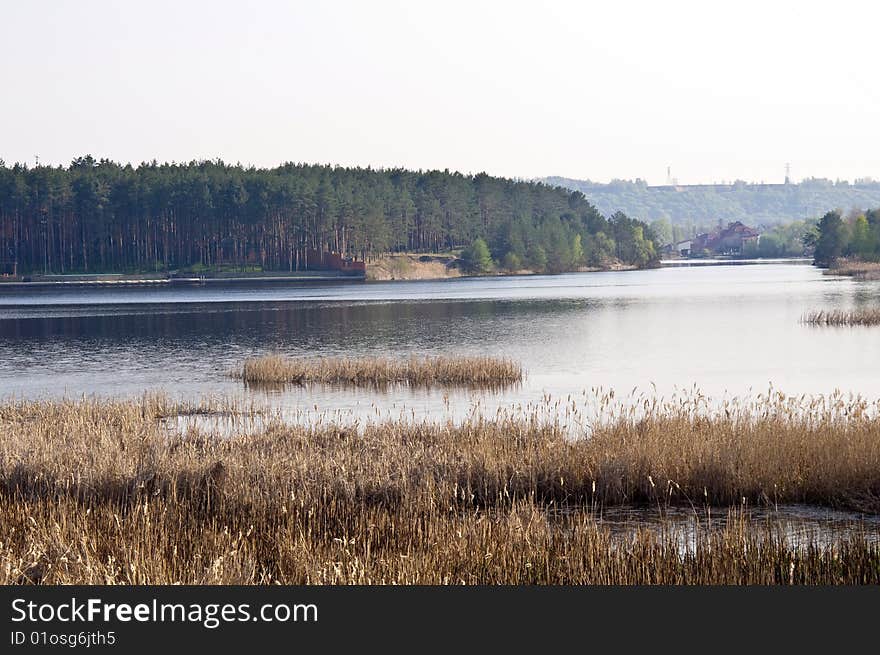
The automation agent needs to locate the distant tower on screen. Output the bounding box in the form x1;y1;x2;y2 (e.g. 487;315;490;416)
666;166;672;186
785;162;791;185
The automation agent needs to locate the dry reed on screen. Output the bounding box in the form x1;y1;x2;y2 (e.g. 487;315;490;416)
825;258;880;280
1;393;879;584
232;354;523;388
801;309;880;327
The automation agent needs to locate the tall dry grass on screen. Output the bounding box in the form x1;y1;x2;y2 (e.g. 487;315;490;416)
233;354;523;388
1;393;879;584
802;308;880;327
826;258;880;280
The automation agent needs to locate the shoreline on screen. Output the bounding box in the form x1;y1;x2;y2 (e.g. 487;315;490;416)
0;259;646;288
661;256;812;266
0;255;819;289
0;270;366;289
364;252;642;281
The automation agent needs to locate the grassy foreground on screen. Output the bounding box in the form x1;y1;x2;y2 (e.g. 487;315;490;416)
1;393;879;584
233;355;523;388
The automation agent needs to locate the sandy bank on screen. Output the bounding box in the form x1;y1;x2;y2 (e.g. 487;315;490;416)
366;253;639;281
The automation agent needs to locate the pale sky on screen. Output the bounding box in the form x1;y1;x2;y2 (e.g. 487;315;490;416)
2;0;878;185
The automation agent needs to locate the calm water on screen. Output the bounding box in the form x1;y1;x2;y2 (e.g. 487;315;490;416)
588;504;880;552
1;263;880;417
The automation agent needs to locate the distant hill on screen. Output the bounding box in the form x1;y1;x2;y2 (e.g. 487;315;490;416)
542;177;880;226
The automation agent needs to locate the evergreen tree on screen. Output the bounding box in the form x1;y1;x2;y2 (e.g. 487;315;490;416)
461;238;493;273
814;210;847;266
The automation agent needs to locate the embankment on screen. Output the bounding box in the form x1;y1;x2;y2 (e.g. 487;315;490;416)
366;254;462;281
365;253;639;281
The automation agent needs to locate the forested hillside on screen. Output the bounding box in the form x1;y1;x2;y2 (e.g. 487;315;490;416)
0;158;658;276
544;177;880;226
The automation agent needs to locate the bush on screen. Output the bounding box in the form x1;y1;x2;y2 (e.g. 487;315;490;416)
502;251;522;272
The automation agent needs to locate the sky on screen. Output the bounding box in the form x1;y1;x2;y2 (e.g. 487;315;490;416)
1;0;878;185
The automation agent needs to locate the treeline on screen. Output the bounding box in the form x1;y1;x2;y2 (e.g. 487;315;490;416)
743;220;815;258
0;157;659;275
811;208;880;266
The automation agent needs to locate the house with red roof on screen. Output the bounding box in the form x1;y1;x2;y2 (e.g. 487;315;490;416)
690;221;760;256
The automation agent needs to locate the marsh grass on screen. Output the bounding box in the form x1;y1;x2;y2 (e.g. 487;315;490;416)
232;354;523;388
801;308;880;327
1;392;879;584
826;259;880;280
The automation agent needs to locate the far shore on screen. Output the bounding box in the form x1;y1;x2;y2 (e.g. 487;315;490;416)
0;257;647;287
0;269;365;288
1;254;824;288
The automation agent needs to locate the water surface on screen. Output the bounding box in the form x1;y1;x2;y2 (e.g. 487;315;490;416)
2;263;879;418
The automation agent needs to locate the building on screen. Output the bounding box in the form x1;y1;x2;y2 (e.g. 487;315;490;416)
672;239;692;257
304;249;366;274
690;222;760;256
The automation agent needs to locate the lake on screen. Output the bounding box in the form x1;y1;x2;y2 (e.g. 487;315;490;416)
1;262;879;421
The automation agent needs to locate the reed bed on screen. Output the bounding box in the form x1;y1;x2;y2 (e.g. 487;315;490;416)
233;354;523;388
1;393;879;584
826;258;880;280
802;308;880;327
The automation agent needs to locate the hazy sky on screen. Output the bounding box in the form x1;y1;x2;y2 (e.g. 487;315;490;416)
2;1;878;184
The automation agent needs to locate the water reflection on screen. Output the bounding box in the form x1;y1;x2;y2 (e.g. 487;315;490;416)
578;504;880;553
0;264;879;414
